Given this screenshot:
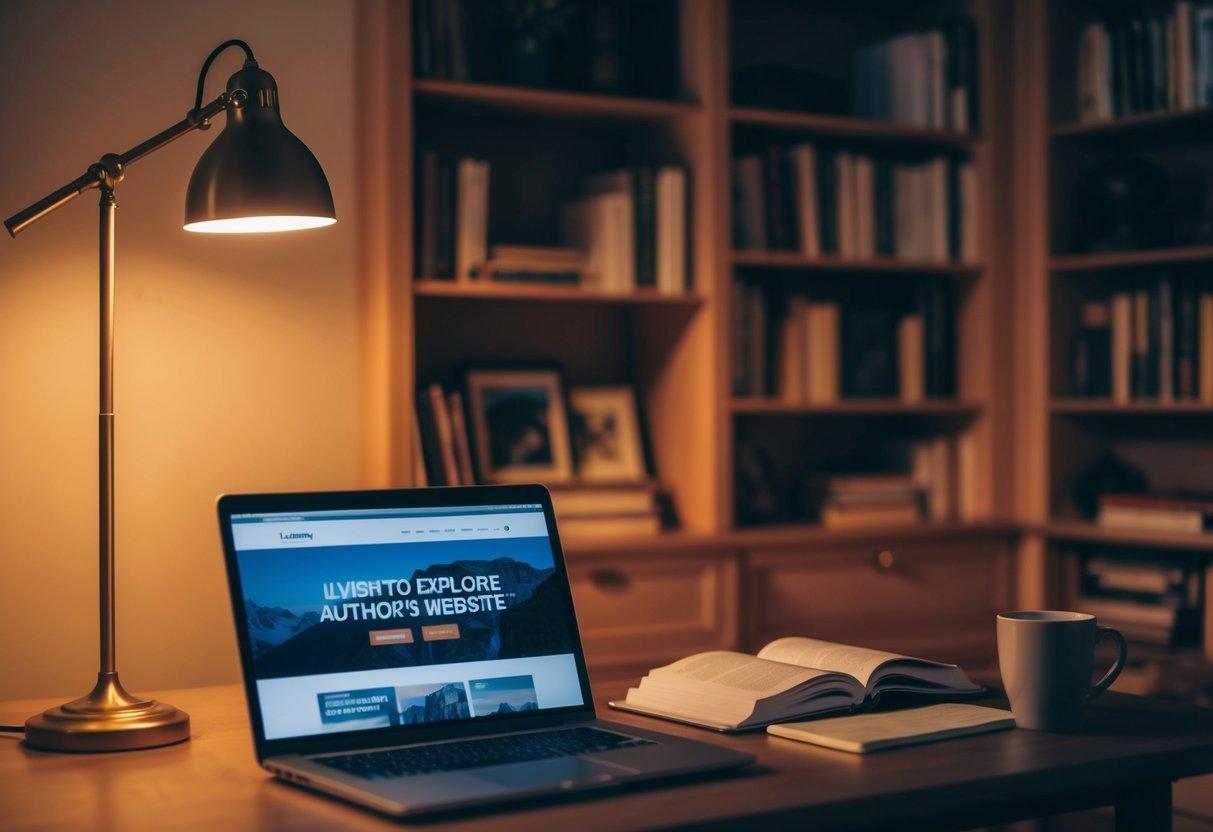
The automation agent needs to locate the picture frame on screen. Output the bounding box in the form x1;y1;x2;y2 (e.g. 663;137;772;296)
568;385;648;482
463;367;574;483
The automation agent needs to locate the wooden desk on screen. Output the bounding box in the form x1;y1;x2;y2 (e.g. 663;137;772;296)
3;684;1213;831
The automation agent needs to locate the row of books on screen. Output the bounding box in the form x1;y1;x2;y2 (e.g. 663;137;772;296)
1098;492;1213;535
732;282;956;400
809;447;957;529
413;0;680;99
562;166;688;295
732;146;977;263
414;382;661;537
1070;284;1213;402
416;152;689;294
851;21;979;132
1077;553;1202;646
1077;3;1213;122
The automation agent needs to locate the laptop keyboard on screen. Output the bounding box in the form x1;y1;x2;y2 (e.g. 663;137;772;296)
314;727;655;780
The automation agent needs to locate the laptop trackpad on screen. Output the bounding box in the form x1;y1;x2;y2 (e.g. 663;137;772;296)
473;757;620;790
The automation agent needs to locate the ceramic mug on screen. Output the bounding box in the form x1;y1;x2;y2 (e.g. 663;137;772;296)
996;610;1128;731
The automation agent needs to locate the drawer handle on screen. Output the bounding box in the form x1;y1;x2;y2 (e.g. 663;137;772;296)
588;568;630;590
872;549;895;571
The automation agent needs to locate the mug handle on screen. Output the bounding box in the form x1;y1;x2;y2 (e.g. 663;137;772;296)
1088;626;1128;701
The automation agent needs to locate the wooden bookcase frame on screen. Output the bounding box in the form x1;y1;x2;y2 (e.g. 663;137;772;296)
353;0;1015;549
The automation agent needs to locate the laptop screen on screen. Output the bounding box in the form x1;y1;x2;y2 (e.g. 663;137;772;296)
226;500;586;741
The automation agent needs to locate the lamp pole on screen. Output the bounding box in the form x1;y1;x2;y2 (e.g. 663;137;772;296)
5;38;334;751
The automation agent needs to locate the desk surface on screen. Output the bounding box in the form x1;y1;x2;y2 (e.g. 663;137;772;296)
3;683;1213;831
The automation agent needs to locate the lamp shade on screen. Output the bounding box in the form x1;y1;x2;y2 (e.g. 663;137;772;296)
184;65;335;233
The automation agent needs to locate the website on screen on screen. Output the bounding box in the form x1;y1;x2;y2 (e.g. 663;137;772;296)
229;504;584;741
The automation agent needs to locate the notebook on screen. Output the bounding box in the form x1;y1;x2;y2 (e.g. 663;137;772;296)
767;703;1014;753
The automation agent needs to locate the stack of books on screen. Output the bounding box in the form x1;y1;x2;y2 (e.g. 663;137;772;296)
548;482;662;538
472;245;584;285
1071;283;1213;402
416;151;490;282
415;383;476;487
1098;492;1213;534
1076;3;1213;123
732;282;956;401
732;145;977;263
562;166;688;295
850;21;979;132
1078;554;1202;646
809;473;925;529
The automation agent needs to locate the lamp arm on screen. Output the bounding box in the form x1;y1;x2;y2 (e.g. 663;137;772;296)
3;92;232;238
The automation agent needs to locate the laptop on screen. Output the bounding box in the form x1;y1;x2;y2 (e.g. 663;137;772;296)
217;484;753;817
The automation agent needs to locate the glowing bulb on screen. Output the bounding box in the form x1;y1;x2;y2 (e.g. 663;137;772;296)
182;215;336;234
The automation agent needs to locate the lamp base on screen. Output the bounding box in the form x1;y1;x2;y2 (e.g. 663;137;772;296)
23;671;190;753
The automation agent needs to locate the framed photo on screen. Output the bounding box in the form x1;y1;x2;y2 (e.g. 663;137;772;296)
569;385;647;482
463;368;574;483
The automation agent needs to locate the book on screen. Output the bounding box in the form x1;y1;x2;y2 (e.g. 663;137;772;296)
427;383;460;486
842;305;898;397
768;703;1014;754
899;313;925;403
454;158;489;282
821;503;921;529
559;514;661;538
788;144;820;257
733;154;766;249
1098;492;1213;534
1073;300;1112;397
655;166;687;294
611;637;981;732
446;390;475;486
547;483;658;518
1112;291;1133;403
1201;292;1213;403
562;191;633;293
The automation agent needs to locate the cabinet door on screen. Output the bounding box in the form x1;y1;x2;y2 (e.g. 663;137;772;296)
568;549;740;676
744;536;1012;668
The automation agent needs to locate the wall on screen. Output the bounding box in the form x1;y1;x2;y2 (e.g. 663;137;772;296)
0;0;360;700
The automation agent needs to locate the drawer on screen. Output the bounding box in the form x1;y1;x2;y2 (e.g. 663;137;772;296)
743;536;1011;667
568;550;740;671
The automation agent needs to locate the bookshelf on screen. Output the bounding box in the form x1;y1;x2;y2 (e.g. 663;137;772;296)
354;0;1017;675
1016;0;1213;683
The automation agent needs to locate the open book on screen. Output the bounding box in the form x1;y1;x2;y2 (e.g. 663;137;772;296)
609;637;983;732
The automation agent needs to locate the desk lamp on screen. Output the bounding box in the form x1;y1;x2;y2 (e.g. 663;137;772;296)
4;39;335;752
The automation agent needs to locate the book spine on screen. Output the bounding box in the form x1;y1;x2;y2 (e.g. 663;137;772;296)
635;166;657;288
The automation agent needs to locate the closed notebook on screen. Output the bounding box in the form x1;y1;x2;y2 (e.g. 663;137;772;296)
767;703;1014;753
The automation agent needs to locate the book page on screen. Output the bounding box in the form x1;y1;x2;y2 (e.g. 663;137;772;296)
650;650;831;696
757;637;908;688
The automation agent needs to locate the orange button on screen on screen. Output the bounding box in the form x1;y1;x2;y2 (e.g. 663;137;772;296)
368;628;415;646
421;624;461;641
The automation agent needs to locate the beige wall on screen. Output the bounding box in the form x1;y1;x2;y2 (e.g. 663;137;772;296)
0;0;360;699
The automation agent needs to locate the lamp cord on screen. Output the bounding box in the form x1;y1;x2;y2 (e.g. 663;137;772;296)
193;39;257;112
0;725;23;733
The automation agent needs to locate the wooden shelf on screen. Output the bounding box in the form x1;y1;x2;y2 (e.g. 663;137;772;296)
731;250;981;276
1051;107;1213;140
413;78;700;122
414;281;704;307
1039;521;1213;553
729;107;977;149
1052;399;1213;416
731;398;983;417
1050;245;1213;273
563;521;1018;557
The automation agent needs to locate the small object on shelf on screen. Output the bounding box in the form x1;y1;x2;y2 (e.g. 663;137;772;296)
548;480;663;538
569;386;648;482
462;366;575;483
